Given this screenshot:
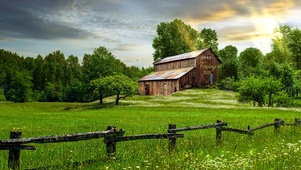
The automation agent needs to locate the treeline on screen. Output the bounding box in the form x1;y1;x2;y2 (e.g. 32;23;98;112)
0;46;152;102
217;25;301;107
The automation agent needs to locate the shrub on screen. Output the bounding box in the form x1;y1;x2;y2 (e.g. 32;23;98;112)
238;76;291;107
217;77;240;91
274;91;293;107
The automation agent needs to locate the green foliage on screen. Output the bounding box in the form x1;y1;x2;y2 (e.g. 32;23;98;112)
0;47;149;103
92;74;137;105
82;47;123;82
44;51;67;86
152;19;201;61
0;88;6;101
238;76;265;106
32;90;47;102
273;25;301;69
152;19;218;61
238;76;291;107
7;71;33;102
32;55;46;90
238;47;264;79
44;82;63;102
63;79;86;102
263;60;297;96
218;45;239;81
273;91;293;107
217;77;240;91
200;28;219;54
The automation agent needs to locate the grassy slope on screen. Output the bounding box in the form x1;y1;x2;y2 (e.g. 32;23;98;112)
0;89;301;169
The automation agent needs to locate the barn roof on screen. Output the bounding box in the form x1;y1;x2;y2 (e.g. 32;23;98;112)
139;67;194;82
153;48;209;65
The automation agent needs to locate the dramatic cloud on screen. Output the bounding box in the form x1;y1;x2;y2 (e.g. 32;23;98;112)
0;0;300;67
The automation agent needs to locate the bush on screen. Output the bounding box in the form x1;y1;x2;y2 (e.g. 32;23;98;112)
32;90;47;102
238;76;291;107
274;91;293;107
217;77;240;91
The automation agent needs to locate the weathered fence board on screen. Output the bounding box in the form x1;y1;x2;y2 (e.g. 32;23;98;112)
249;119;284;132
104;133;184;143
221;127;251;134
0;130;125;145
168;122;227;133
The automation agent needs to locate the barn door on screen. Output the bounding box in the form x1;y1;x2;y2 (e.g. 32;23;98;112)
210;74;214;85
145;84;150;95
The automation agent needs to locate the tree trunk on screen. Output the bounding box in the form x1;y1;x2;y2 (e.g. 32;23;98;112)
99;90;103;104
115;91;120;105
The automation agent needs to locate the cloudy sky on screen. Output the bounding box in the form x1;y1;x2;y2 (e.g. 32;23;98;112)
1;0;300;67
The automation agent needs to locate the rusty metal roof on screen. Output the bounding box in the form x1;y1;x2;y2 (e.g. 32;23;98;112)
153;48;209;65
139;67;195;81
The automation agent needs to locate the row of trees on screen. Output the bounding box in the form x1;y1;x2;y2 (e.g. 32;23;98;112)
218;26;301;107
152;19;301;107
0;47;152;104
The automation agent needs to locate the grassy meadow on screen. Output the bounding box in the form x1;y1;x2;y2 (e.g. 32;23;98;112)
0;89;301;169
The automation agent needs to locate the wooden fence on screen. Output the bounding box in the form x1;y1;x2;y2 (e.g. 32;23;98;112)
0;118;300;169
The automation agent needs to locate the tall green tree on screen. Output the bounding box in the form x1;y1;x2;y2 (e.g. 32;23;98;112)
200;28;219;54
265;25;300;97
152;19;204;61
218;45;239;81
287;28;301;69
44;51;67;86
0;49;24;100
82;47;123;83
66;55;82;83
43;51;67;101
32;55;45;90
7;71;33;102
270;26;292;64
238;47;264;79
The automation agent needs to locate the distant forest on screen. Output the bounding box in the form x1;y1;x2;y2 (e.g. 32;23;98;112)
0;47;152;102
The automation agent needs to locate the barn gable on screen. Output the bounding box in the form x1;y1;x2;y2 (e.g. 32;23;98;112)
139;48;221;96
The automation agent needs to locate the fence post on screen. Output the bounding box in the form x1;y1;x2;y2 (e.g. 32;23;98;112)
216;120;222;146
247;125;253;137
274;118;281;134
168;124;177;151
295;118;301;126
8;131;22;170
105;126;117;157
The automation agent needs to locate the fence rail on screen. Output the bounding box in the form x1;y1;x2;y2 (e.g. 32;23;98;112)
0;118;300;169
0;129;125;145
168;122;227;133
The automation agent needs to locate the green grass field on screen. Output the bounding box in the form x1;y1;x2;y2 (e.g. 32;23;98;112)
0;89;301;169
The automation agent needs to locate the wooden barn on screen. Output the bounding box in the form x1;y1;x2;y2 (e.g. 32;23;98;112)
138;48;221;96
